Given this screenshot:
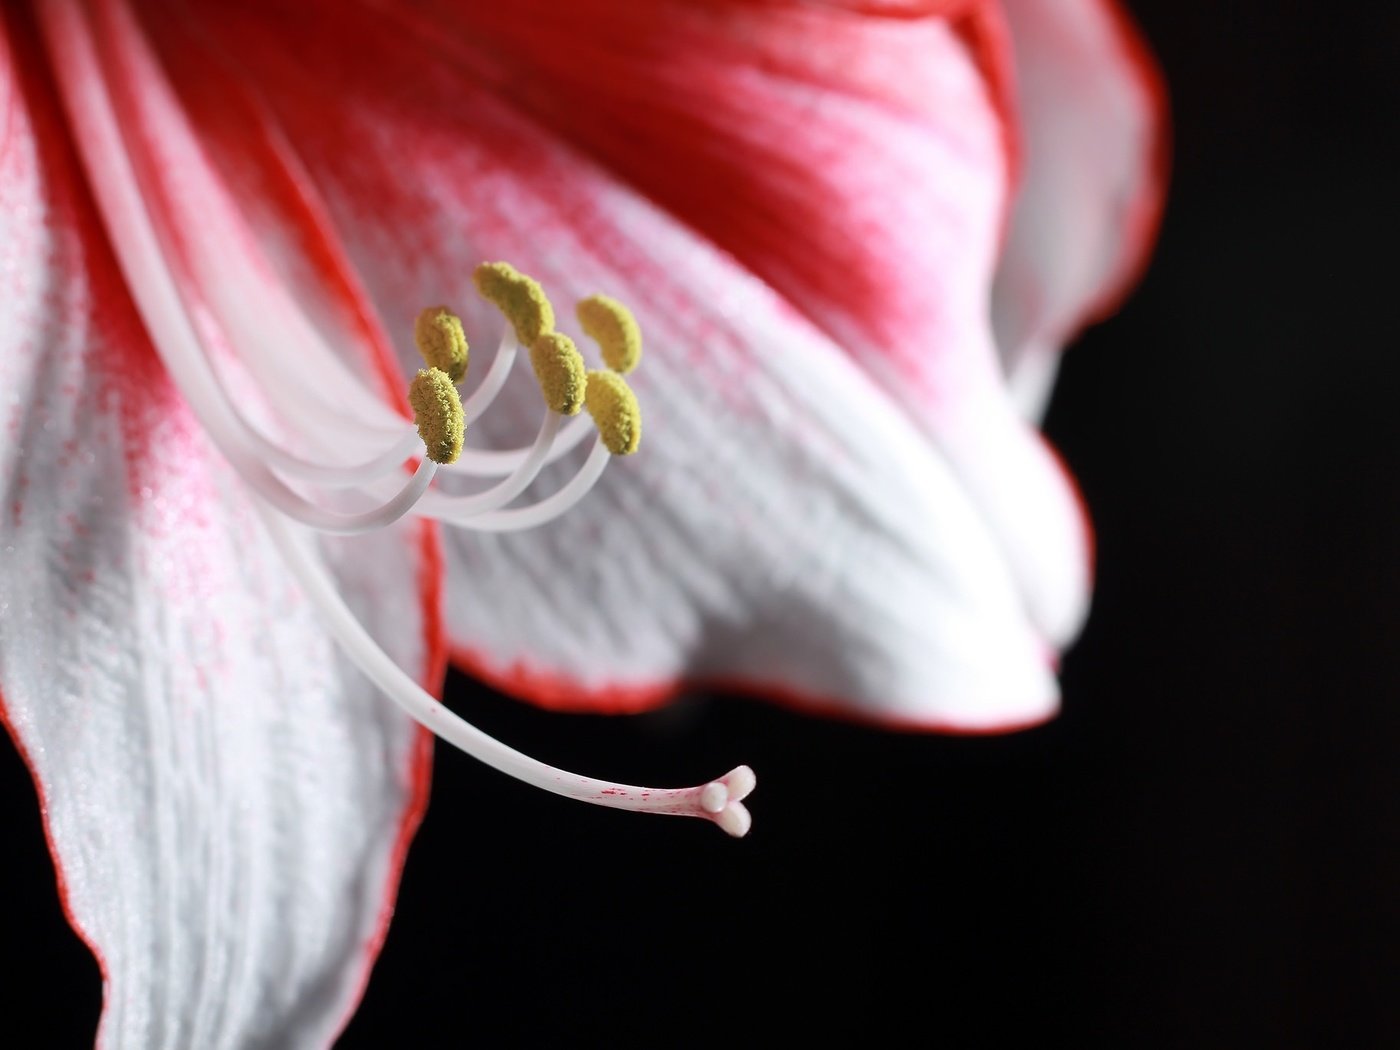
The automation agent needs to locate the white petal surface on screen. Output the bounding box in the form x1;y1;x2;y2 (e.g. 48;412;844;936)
0;8;433;1047
992;0;1168;419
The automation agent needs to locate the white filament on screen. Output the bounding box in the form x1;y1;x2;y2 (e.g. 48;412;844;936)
457;439;611;532
260;457;439;536
446;413;594;477
410;412;561;521
460;332;516;423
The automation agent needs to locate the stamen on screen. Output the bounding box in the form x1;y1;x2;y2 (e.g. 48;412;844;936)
576;294;642;374
584;370;642;455
473;261;554;346
529;332;587;416
409;368;465;464
414;306;469;383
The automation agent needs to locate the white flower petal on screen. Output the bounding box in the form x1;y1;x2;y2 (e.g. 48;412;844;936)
1;9;434;1047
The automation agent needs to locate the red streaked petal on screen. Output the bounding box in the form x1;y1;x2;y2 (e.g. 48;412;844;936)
2;4;435;1045
992;0;1170;419
136;0;1067;728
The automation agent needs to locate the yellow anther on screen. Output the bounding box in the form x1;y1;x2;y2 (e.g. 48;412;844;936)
529;332;587;416
473;261;555;347
413;306;469;383
576;294;642;374
408;367;465;464
584;370;641;455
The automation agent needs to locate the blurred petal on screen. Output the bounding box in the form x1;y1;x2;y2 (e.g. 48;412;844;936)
1;5;434;1045
140;0;1068;727
992;0;1169;419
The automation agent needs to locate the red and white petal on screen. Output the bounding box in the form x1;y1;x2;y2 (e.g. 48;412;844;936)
140;0;1064;728
992;0;1169;419
0;7;433;1047
384;0;1090;647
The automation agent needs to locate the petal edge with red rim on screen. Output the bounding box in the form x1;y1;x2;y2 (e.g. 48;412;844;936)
992;0;1170;419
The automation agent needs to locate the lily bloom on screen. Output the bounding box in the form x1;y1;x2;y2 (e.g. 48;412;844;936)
0;0;1164;1046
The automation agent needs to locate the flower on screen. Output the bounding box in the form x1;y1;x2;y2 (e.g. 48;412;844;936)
0;0;1164;1046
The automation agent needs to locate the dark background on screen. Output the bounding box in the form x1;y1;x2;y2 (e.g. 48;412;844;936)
5;2;1398;1045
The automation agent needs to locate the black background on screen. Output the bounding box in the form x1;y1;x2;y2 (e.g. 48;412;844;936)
4;2;1398;1046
